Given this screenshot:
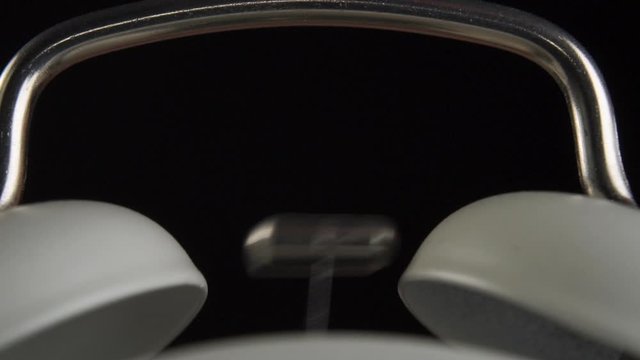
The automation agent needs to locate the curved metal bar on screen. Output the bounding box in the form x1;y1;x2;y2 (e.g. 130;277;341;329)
0;0;634;209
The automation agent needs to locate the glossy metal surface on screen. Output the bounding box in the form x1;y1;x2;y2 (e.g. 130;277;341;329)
244;214;398;277
243;213;398;330
0;0;634;209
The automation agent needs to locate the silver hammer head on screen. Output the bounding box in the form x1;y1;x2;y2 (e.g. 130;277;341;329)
243;214;398;278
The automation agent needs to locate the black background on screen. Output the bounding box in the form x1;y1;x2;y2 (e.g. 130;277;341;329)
1;0;639;349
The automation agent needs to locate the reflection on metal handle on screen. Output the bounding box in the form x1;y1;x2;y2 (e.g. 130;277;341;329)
0;0;634;209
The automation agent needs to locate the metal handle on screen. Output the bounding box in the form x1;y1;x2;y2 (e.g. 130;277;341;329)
0;0;634;209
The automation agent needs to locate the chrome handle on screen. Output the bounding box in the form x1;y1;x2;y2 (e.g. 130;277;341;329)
0;0;634;209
